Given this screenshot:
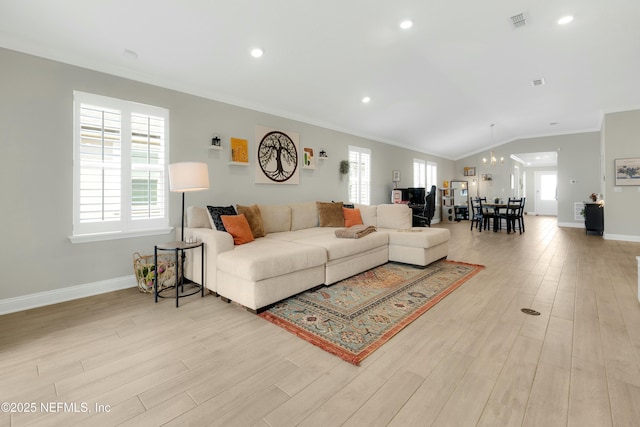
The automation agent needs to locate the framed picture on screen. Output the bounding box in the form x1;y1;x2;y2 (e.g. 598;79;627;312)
464;167;476;176
615;157;640;186
392;170;401;182
255;126;300;184
302;147;315;169
230;138;249;164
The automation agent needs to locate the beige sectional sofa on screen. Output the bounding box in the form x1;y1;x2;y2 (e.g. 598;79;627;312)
183;202;450;312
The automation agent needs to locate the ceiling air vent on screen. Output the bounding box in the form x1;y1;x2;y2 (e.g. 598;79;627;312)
510;12;528;29
531;78;545;87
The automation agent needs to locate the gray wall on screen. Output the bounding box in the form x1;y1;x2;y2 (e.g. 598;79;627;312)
603;110;640;238
455;132;602;225
0;47;451;300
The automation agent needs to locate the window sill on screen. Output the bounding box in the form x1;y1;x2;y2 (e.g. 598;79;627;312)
68;227;173;244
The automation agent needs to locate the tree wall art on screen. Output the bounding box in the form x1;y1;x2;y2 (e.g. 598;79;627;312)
255;126;300;184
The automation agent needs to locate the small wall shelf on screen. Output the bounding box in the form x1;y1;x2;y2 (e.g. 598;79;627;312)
228;161;249;166
209;145;222;151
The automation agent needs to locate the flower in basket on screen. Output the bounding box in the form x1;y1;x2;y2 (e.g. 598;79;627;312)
145;269;155;288
590;193;598;202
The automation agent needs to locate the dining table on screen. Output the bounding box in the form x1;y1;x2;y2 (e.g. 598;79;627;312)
482;202;508;232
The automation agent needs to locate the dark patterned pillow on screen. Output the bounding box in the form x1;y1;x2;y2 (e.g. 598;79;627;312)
206;205;237;231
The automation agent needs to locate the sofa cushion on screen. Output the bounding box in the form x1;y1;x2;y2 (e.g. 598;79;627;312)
290;201;318;231
259;204;291;233
216;239;327;282
317;201;345;227
294;231;388;261
265;227;333;242
387;228;450;248
207;205;237;231
376;204;412;229
356;204;378;227
343;207;363;227
221;214;255;245
187;206;211;228
236;204;266;238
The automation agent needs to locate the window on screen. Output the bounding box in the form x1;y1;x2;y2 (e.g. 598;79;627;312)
426;161;437;189
348;146;371;205
413;159;437;190
72;91;169;239
413;159;426;187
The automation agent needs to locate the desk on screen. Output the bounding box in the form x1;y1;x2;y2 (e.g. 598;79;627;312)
154;241;205;307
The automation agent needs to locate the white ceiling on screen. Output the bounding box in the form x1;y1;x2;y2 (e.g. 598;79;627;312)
1;0;639;160
512;152;557;167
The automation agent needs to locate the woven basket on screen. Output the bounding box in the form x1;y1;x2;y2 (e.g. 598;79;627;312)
133;252;182;293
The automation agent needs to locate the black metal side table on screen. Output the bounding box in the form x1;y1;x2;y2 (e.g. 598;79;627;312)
154;241;205;307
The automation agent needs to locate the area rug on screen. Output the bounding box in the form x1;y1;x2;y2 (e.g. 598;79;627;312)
259;260;484;365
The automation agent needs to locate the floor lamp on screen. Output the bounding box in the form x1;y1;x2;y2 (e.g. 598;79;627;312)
168;162;210;242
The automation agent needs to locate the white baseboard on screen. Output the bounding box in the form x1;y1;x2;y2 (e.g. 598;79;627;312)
558;222;585;229
557;223;640;241
604;233;640;242
0;276;137;315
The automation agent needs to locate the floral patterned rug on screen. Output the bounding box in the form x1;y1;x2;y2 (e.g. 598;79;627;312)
259;260;484;365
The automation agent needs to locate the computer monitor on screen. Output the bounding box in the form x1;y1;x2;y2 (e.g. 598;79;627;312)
406;187;426;205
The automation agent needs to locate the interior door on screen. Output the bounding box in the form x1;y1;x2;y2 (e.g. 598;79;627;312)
534;170;558;215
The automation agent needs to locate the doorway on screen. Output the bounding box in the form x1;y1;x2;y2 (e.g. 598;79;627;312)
535;170;558;216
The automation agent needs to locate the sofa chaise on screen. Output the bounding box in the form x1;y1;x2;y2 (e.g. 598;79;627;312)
183;202;450;312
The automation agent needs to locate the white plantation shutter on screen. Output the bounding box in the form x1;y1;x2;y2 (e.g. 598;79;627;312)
348;146;371;205
413;159;426;187
426;161;437;189
130;113;166;222
78;105;122;226
73;92;169;236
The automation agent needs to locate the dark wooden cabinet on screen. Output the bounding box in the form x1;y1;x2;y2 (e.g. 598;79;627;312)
584;203;604;235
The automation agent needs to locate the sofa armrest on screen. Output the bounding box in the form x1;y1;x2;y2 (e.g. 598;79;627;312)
183;227;234;294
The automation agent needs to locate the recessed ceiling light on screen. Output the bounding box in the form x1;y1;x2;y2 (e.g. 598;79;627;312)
250;48;264;58
558;15;574;25
400;20;413;29
362;96;371;104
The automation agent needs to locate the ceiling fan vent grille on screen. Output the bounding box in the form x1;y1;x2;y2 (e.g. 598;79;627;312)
510;12;528;29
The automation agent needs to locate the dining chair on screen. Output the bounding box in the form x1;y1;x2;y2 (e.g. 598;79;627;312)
514;197;526;233
498;198;523;234
479;197;495;231
470;197;484;232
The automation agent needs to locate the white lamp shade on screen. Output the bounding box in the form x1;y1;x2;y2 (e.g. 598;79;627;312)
168;162;210;192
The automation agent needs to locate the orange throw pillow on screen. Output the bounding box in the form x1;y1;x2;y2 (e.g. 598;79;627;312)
343;207;363;227
221;214;255;245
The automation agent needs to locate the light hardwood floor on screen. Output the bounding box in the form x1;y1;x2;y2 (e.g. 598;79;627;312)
2;216;640;426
